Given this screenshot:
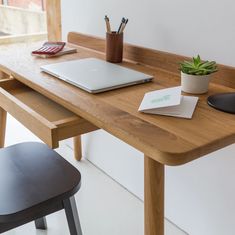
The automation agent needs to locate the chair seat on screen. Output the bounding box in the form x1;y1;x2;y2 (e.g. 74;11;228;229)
0;142;81;223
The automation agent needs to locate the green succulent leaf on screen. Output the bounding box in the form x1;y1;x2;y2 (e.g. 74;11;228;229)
179;55;218;76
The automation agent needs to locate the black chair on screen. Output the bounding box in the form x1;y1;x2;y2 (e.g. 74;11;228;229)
0;142;82;235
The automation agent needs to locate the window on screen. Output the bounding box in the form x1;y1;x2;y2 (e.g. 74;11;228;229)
0;0;60;44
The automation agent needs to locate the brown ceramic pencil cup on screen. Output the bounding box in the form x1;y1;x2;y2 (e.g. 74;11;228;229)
106;32;123;63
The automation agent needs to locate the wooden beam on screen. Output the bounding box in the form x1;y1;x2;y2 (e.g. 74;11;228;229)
46;0;61;41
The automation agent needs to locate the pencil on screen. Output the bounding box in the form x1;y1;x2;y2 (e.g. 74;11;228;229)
119;18;128;34
105;15;111;33
117;17;126;34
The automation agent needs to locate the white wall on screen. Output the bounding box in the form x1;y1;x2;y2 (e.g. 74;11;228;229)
61;1;235;234
62;0;235;66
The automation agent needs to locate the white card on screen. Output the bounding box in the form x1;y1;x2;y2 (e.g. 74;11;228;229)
138;86;182;111
138;87;199;119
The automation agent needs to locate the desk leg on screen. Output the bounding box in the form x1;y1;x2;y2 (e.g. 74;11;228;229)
144;155;164;235
73;136;82;161
0;108;6;148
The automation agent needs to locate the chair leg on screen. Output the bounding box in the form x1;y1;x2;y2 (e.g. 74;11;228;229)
63;196;82;235
35;217;47;230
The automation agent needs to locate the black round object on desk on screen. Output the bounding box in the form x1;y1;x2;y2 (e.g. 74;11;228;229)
207;93;235;114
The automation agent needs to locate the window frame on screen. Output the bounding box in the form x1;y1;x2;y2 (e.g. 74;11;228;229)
46;0;61;41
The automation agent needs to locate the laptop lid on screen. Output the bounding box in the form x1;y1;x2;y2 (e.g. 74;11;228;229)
40;58;153;93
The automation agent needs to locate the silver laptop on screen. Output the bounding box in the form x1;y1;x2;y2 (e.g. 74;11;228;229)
40;58;153;93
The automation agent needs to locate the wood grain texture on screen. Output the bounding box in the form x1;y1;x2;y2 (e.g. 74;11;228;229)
46;0;61;41
68;32;235;89
0;107;6;148
106;32;123;63
145;155;164;235
0;71;8;148
0;79;98;148
0;35;235;165
73;136;82;161
0;71;10;80
0;81;56;147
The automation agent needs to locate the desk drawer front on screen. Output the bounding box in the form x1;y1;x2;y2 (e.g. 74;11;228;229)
0;79;98;148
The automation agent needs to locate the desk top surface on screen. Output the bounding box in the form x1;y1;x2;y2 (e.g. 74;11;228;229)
0;33;235;166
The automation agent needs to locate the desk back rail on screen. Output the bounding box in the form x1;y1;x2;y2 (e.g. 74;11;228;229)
68;32;235;89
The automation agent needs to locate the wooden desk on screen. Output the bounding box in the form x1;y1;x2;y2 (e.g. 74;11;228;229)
0;32;235;235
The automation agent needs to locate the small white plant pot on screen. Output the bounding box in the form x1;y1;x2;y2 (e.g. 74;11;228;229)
181;72;211;94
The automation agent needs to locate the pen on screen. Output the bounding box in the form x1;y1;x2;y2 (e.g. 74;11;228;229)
105;15;111;33
117;17;126;34
119;18;128;34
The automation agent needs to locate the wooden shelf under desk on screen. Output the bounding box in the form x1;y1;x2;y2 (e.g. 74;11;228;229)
0;79;98;148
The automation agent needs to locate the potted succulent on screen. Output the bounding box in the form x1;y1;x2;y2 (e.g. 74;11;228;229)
179;55;218;94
